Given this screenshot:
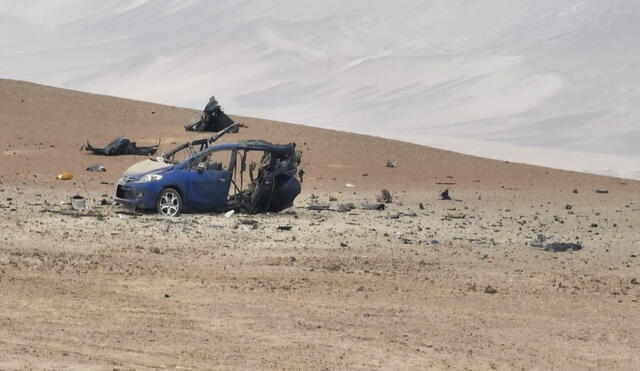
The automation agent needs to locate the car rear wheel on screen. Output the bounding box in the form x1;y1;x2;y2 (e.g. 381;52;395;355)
157;188;182;217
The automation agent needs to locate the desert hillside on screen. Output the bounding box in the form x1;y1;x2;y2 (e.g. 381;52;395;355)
2;1;640;179
1;79;639;370
0;79;632;193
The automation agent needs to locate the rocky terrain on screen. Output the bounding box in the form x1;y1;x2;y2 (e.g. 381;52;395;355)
1;79;639;369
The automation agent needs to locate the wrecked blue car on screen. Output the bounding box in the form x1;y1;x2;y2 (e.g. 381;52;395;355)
115;126;302;216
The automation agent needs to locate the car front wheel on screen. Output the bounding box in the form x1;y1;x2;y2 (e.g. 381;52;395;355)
157;188;182;217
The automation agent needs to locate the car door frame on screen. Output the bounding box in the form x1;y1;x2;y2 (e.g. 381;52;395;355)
184;148;235;211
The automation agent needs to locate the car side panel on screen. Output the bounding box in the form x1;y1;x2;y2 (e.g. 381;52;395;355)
184;169;232;211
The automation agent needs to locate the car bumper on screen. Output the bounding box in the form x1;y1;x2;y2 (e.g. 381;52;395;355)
114;181;158;209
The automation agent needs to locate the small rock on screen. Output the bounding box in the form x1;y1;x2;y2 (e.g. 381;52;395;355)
340;242;348;248
573;189;579;194
565;204;572;210
164;293;170;298
484;286;498;294
150;247;161;254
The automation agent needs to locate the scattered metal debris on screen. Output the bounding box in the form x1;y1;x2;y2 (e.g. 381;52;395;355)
307;204;331;211
440;189;451;200
595;189;609;194
184;96;240;132
86;164;106;172
56;172;73;180
532;234;582;252
546;242;582;252
362;203;385;211
338;203;355;212
484;286;498;294
70;195;86;210
85;137;159;156
386;160;397;168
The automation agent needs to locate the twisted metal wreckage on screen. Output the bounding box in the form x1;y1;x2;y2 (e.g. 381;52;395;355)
184;95;240;132
114;124;303;216
85;136;160;156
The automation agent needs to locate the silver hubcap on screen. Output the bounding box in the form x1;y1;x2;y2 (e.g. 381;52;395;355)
159;190;180;216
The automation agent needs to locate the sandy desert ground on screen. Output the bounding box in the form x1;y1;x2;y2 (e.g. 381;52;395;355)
1;79;639;370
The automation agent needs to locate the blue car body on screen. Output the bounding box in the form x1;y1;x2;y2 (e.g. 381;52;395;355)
115;139;301;215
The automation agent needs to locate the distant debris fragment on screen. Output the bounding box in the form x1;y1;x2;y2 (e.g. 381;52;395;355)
531;234;548;248
86;164;106;172
595;189;609;194
345;183;355;188
565;204;572;210
338;203;355;212
546;242;582;252
306;204;331;211
70;195;86;210
572;189;579;194
386;160;397;168
362;203;385;211
440;189;451;200
446;212;465;219
56;172;73;180
484;286;498;294
377;189;393;203
85;137;159;156
184;95;240;132
532;234;582;252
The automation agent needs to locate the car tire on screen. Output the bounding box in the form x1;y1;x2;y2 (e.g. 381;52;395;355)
157;188;182;217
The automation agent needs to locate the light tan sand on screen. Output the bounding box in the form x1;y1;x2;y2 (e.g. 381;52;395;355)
1;79;639;369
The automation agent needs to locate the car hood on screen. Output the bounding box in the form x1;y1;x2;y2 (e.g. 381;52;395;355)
123;158;173;179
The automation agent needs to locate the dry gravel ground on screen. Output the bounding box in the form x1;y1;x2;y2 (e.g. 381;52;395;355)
1;79;640;370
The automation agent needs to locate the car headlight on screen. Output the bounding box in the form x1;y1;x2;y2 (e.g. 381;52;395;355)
140;174;163;182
